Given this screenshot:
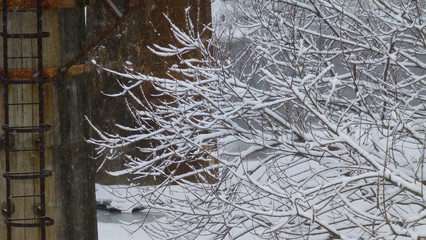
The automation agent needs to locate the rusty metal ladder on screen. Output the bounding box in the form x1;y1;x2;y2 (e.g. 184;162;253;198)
1;0;54;239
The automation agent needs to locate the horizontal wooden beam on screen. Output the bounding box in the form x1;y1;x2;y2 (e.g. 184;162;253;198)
0;0;77;10
0;64;90;80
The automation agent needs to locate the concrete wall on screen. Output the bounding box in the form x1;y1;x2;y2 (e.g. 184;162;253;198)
53;7;98;240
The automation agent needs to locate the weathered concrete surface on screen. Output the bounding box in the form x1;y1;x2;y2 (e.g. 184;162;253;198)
87;0;212;185
52;7;98;240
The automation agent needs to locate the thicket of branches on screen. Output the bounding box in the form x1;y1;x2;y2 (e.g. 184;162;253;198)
90;0;426;239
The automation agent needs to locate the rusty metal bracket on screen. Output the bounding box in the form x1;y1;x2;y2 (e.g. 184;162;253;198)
0;64;90;80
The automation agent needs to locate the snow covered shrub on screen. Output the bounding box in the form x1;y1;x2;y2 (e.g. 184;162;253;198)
90;0;425;239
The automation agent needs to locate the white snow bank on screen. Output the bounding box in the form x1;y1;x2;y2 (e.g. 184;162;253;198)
98;222;150;240
96;184;145;213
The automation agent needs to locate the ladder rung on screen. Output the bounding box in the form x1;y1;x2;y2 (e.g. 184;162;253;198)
2;124;52;133
10;194;42;199
0;32;50;39
3;170;52;180
7;56;38;59
1;78;50;84
5;217;54;228
5;9;38;13
8;102;40;106
8;147;40;152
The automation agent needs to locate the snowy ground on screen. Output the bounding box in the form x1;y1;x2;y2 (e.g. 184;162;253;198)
98;222;150;240
95;156;262;240
96;184;156;239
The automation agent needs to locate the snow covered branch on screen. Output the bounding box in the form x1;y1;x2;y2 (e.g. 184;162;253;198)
90;0;425;239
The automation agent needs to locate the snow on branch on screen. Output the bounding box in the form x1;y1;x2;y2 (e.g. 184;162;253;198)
90;0;426;239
